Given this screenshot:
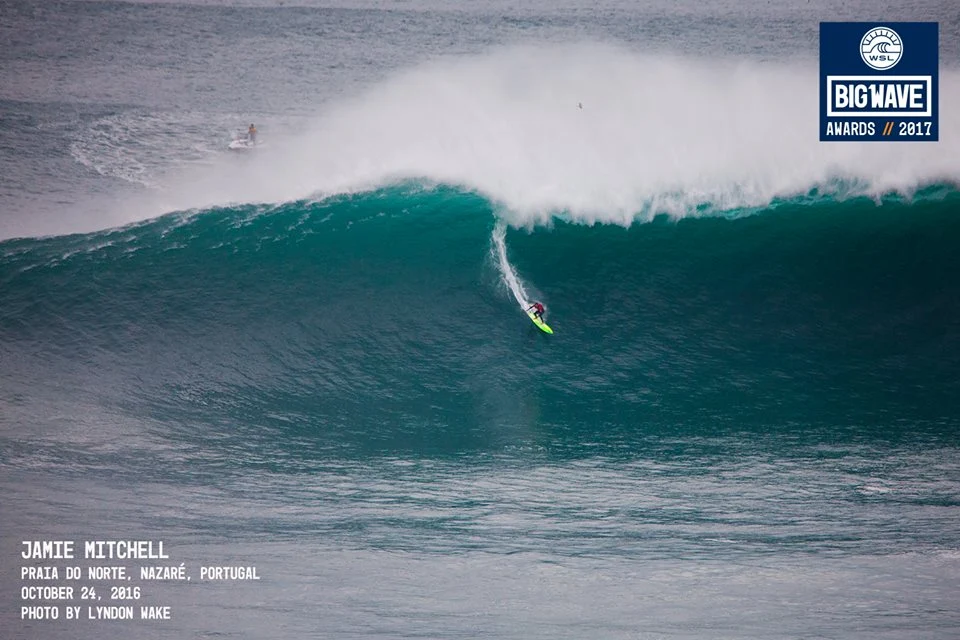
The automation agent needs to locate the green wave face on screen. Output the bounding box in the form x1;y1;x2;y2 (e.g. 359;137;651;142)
3;184;960;458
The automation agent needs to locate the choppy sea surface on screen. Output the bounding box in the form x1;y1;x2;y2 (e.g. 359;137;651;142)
2;1;959;638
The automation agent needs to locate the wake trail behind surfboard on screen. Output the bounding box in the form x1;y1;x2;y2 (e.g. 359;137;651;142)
491;222;532;310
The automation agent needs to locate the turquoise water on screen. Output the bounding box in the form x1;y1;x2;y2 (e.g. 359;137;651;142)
2;1;960;638
4;186;960;453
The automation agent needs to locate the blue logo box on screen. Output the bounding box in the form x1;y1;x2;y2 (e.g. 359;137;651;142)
820;22;938;142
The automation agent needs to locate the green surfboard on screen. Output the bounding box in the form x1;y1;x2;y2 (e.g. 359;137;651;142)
526;310;554;334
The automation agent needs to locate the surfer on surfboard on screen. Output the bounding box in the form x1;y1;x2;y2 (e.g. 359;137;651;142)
527;302;545;322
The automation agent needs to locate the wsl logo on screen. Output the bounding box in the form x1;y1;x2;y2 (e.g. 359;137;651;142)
820;22;938;142
860;27;902;71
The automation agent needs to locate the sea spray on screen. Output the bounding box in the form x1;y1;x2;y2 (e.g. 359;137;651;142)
119;43;960;234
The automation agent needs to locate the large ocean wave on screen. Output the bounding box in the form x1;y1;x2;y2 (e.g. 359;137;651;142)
3;184;960;455
4;44;960;453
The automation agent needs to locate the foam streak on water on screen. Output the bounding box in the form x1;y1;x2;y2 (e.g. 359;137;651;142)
491;221;532;310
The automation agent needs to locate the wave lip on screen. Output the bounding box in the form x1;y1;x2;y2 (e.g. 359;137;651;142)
131;43;960;231
10;43;957;242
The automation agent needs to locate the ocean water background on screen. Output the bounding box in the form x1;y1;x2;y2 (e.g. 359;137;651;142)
2;1;959;638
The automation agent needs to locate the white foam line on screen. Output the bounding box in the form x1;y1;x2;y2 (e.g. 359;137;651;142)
491;221;531;311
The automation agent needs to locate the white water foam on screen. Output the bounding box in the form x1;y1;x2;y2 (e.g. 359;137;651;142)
69;111;262;189
90;43;960;234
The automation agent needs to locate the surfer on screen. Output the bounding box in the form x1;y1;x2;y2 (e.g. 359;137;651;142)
527;302;545;321
247;123;257;143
